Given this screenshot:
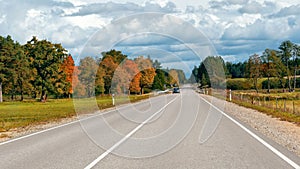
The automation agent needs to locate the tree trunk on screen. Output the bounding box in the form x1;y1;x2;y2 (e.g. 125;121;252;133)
287;61;292;92
293;60;297;91
0;82;2;103
40;90;47;102
267;76;270;93
20;90;24;101
288;76;292;92
254;78;258;93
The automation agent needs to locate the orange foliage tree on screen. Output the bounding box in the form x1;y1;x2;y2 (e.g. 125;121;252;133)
117;59;140;94
61;55;75;98
97;55;118;94
134;56;156;94
130;73;142;94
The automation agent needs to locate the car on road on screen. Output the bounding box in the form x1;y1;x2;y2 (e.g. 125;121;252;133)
173;87;180;93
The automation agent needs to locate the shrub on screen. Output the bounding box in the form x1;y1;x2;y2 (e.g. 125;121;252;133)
262;78;282;89
226;79;252;90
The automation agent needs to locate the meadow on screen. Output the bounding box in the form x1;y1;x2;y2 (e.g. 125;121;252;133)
0;94;151;132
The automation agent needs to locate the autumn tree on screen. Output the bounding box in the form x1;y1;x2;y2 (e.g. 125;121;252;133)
61;54;75;98
96;50;127;94
169;69;179;86
113;59;140;94
101;49;127;64
247;54;262;93
97;56;118;94
130;73;142;94
134;56;156;94
78;57;98;97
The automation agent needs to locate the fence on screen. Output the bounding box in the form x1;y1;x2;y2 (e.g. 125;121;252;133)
204;88;300;116
231;91;300;116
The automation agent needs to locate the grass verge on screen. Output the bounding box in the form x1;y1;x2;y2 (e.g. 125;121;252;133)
0;94;152;132
232;99;300;126
205;89;300;126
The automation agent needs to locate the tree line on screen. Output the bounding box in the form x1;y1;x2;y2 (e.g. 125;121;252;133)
76;50;186;97
191;40;300;93
0;35;186;102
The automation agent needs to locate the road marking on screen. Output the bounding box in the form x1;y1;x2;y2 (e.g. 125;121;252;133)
0;95;170;146
0;108;113;146
199;95;300;169
84;96;178;169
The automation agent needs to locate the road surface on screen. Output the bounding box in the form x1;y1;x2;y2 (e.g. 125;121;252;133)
0;87;300;169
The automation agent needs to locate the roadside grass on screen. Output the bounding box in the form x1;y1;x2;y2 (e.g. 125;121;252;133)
230;90;300;125
267;100;300;113
0;94;152;132
232;99;300;125
0;99;75;132
205;89;300;125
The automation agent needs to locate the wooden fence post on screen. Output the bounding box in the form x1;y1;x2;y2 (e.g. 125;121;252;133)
293;101;295;114
284;99;286;112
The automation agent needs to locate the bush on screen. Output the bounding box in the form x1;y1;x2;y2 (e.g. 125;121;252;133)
143;87;152;94
262;78;282;89
262;78;300;89
226;79;252;90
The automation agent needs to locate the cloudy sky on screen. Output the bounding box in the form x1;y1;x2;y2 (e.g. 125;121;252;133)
1;0;300;76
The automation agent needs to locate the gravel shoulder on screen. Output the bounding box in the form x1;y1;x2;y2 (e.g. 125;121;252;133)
200;94;300;157
0;116;78;143
0;105;116;143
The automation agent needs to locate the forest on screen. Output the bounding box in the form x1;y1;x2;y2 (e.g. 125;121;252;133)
0;35;186;102
191;40;300;93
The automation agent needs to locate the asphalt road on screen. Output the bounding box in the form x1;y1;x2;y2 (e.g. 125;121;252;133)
0;87;300;169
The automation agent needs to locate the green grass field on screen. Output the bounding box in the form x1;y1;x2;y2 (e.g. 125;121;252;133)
0;94;152;132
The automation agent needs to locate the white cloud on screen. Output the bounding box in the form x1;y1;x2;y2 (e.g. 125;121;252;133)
226;0;249;5
239;1;263;14
271;4;300;18
1;0;300;74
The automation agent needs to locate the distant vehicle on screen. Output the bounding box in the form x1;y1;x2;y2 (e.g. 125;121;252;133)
173;87;180;93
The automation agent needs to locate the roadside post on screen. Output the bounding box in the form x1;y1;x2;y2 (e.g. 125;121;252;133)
112;94;115;106
229;89;232;102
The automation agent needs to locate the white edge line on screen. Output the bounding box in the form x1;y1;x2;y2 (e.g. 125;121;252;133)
0;120;79;146
198;95;300;169
84;96;178;169
0;108;114;147
0;95;167;146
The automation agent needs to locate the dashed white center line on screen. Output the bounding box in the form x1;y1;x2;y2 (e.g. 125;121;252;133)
84;96;178;169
